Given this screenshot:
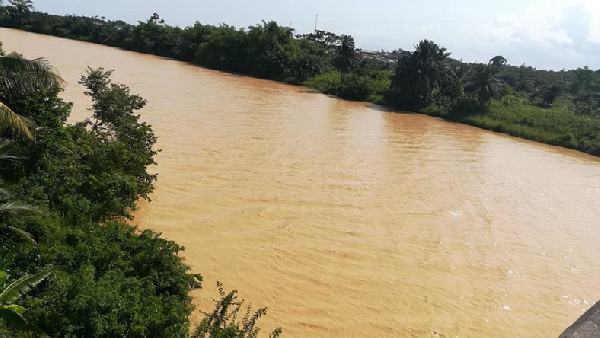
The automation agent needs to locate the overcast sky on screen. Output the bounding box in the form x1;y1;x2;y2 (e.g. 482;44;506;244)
33;0;600;70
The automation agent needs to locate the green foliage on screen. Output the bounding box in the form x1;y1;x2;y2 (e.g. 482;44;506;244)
0;269;49;307
389;40;457;108
304;71;340;96
6;68;157;223
0;52;63;140
0;62;202;336
304;70;391;102
465;63;504;105
0;269;49;336
334;35;357;84
570;67;597;95
447;100;600;156
489;56;507;68
192;282;281;338
1;215;202;337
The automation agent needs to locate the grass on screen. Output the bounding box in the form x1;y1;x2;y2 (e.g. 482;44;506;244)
448;100;600;156
304;70;391;104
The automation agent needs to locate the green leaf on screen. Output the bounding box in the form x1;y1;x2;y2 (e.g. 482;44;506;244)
0;306;48;337
0;269;51;306
5;226;37;244
3;304;26;316
0;202;38;214
0;53;64;99
0;307;28;329
0;102;33;140
0;139;25;162
0;271;5;286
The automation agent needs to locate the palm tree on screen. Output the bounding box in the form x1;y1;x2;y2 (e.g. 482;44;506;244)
262;21;281;52
0;52;64;140
391;40;455;105
0;190;37;244
1;0;34;29
465;64;504;105
334;35;356;85
0;103;32;140
0;269;50;335
0;138;37;244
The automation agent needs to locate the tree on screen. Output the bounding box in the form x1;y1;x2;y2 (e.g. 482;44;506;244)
149;12;162;25
542;85;561;106
530;84;561;107
0;186;37;244
7;0;33;12
489;55;507;68
570;66;596;96
390;39;456;106
299;30;342;54
0;51;62;243
568;67;600;116
76;68;157;220
0;52;63;140
514;64;535;92
465;64;504;105
0;103;31;140
334;35;356;85
6;0;33;26
262;21;281;52
0;269;50;335
0;51;203;337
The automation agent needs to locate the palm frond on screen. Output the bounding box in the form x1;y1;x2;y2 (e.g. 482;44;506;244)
0;202;37;214
0;138;27;161
0;269;51;306
0;53;65;100
0;187;10;198
0;102;33;140
1;226;36;244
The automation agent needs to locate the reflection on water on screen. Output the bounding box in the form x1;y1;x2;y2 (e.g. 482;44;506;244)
2;28;599;337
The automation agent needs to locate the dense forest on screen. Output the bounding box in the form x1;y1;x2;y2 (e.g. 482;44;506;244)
0;1;599;156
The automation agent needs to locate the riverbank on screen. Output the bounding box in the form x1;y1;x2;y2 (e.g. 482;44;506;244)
304;70;600;156
422;100;600;157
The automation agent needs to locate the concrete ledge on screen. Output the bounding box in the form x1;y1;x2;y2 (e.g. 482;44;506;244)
560;301;600;337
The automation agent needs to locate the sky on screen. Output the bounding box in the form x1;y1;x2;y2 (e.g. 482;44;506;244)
33;0;600;70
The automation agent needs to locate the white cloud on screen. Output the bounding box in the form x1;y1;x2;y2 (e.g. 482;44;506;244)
468;1;600;69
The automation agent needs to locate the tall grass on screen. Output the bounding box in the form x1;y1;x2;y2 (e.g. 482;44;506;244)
448;101;600;156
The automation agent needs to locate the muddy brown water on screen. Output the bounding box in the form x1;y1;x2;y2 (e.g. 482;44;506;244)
2;28;599;337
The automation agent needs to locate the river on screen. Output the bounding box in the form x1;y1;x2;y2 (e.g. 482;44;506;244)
2;28;599;337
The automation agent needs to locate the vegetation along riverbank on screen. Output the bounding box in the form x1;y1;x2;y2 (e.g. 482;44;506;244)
1;1;599;156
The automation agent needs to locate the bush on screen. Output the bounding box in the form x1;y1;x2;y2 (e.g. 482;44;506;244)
304;70;391;102
0;69;202;336
192;282;281;338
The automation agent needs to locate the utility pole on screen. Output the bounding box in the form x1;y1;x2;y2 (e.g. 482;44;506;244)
315;14;319;32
